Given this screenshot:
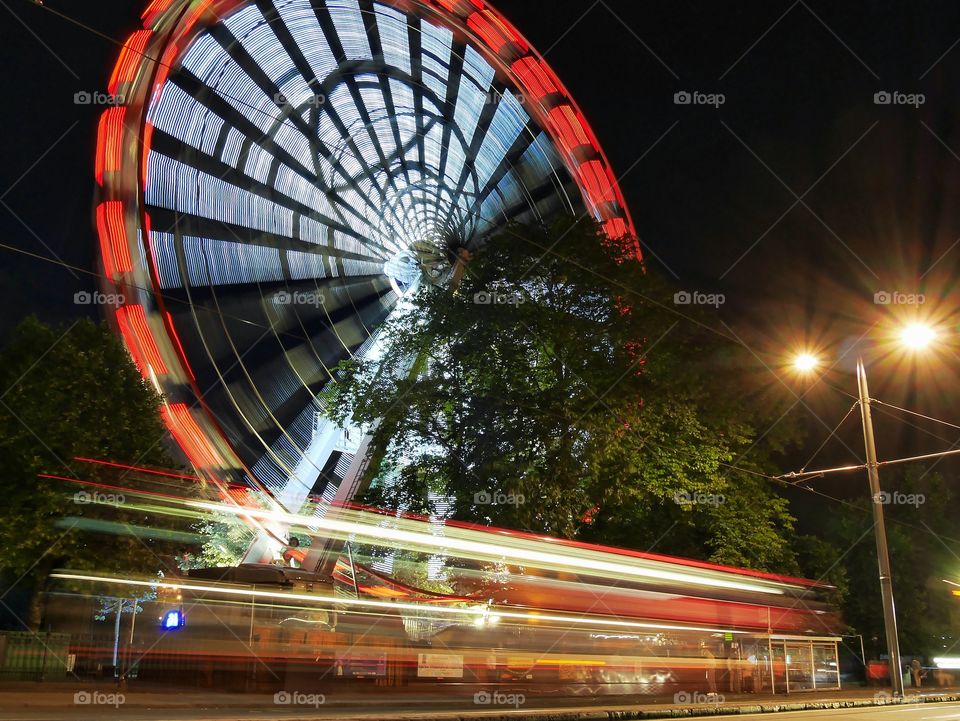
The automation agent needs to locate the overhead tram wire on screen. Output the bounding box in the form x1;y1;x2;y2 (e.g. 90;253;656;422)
782;397;960;478
772;468;960;549
795;401;860;477
870;402;960;446
871;398;960;433
708;457;960;550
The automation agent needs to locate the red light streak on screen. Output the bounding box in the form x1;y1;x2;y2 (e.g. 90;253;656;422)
108;30;152;97
116;304;168;376
72;456;202;481
511;56;558;100
182;0;216;32
576;159;616;205
161;403;223;469
467;10;528;54
95;201;133;278
164;311;197;382
95;106;125;186
548;105;591;151
142;0;175;25
38;473;191;504
603;217;627;239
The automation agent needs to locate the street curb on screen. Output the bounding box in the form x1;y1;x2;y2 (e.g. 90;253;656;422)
425;694;960;721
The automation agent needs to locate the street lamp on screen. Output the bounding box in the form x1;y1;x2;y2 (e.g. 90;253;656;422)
791;322;937;698
792;352;820;373
856;355;903;697
899;322;936;351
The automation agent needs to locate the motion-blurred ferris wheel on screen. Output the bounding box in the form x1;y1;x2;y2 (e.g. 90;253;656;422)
94;0;636;557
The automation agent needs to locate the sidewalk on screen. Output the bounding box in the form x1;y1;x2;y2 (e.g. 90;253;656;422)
0;682;958;719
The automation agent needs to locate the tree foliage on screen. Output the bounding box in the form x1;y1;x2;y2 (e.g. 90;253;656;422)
819;465;958;658
0;317;180;627
323;218;803;572
176;512;255;570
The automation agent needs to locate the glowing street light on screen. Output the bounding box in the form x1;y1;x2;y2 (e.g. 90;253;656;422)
899;322;936;350
792;352;820;373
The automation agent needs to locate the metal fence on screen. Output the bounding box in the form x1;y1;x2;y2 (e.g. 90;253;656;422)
0;631;72;680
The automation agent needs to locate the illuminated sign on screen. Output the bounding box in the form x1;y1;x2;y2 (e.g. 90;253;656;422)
161;609;184;630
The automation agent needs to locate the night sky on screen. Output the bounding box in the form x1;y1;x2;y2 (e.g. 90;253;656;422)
3;0;960;513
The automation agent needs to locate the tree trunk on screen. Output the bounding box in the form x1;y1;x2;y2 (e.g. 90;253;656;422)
112;599;123;670
26;584;45;631
26;558;56;631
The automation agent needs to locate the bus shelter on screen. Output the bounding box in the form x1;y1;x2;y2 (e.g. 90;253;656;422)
738;634;841;693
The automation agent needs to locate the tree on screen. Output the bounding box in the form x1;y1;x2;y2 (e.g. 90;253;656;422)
94;582;158;675
0;317;180;628
822;465;957;659
323;218;804;573
176;512;254;570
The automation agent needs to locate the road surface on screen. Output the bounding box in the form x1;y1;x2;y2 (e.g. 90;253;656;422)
1;698;960;721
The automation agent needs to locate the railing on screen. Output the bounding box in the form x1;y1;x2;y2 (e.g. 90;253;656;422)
0;631;72;680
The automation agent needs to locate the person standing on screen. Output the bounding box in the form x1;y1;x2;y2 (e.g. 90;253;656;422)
911;658;924;688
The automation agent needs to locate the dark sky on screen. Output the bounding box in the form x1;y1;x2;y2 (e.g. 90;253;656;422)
3;0;960;507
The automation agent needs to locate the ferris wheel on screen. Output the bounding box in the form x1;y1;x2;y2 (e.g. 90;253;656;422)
95;0;636;537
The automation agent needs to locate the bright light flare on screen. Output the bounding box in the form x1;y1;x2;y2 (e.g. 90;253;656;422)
899;322;936;350
792;352;820;373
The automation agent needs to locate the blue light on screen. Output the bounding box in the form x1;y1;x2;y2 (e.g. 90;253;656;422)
162;609;184;630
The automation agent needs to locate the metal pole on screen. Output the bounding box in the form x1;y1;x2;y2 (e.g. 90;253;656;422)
112;598;123;676
123;597;137;682
856;357;904;697
767;607;774;694
810;641;816;691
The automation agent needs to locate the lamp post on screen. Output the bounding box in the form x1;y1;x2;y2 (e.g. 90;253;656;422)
791;321;937;698
855;356;903;697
